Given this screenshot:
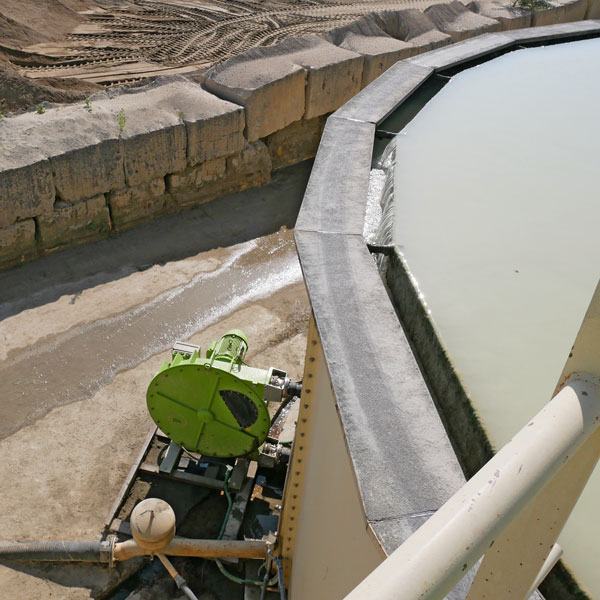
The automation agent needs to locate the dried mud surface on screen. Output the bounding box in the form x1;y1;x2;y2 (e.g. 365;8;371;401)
1;0;444;112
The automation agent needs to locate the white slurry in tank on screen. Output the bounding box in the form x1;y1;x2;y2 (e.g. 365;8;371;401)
393;38;600;596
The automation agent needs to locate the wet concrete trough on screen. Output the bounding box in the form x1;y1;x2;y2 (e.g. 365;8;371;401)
0;162;312;599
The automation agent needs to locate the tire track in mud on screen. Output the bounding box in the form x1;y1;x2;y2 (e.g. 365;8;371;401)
16;0;448;85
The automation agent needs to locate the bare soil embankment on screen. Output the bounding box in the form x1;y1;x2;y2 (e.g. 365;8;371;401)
0;0;444;113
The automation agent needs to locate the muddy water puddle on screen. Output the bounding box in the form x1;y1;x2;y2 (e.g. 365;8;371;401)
0;230;301;440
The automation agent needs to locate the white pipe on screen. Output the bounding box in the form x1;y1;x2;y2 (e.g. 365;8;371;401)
344;374;600;600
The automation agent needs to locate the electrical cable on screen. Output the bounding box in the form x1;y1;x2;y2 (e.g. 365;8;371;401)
215;466;279;589
268;549;287;600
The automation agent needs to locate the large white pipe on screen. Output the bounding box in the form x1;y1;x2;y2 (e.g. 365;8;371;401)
344;373;600;600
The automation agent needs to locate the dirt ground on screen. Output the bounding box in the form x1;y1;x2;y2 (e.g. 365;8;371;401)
0;164;312;598
0;246;309;598
0;0;438;112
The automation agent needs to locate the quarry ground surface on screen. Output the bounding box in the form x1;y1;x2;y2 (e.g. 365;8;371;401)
0;164;311;599
0;0;443;112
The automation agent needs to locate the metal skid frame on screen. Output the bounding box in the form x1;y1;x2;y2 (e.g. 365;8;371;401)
105;427;254;537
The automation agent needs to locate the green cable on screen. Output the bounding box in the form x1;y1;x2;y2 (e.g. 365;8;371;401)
214;465;278;588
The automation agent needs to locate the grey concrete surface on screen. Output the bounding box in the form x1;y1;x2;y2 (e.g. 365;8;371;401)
408;31;514;69
334;61;434;125
294;230;466;540
504;18;600;41
295;116;374;235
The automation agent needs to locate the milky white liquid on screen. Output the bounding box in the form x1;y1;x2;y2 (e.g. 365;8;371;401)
393;38;600;596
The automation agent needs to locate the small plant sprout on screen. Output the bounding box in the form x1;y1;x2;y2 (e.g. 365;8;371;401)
85;97;93;112
0;111;3;119
36;102;46;114
117;108;127;134
178;110;184;121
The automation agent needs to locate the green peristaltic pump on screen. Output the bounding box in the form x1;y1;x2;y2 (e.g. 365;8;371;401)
147;330;299;458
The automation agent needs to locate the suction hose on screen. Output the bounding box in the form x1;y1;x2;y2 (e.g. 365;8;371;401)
0;540;112;562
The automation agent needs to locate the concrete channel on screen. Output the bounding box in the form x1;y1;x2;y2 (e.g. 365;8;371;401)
0;162;311;599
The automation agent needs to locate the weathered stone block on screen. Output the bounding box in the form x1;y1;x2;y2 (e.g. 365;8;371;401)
143;79;246;166
185;106;244;167
424;1;502;42
108;178;168;230
277;35;364;119
531;0;588;25
0;219;36;267
374;9;452;54
121;125;187;188
0;100;125;209
325;17;416;87
0;161;55;227
467;0;532;30
50;139;125;204
202;48;306;142
265;115;327;171
587;0;600;18
170;141;271;207
167;156;228;192
37;194;110;249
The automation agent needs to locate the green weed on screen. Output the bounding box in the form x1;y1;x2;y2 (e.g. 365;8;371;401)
117;108;127;134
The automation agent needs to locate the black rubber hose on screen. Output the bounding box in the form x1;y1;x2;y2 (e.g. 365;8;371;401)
0;540;111;562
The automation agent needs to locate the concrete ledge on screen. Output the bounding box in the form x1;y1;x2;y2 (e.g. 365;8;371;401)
334;61;434;125
2;19;600;272
408;31;514;69
294;231;466;534
295;116;374;235
507;15;600;38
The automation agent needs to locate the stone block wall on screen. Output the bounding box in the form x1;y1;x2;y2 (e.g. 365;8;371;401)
0;3;597;270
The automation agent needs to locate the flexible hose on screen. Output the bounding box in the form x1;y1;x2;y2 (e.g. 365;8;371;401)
0;541;111;562
215;467;277;588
